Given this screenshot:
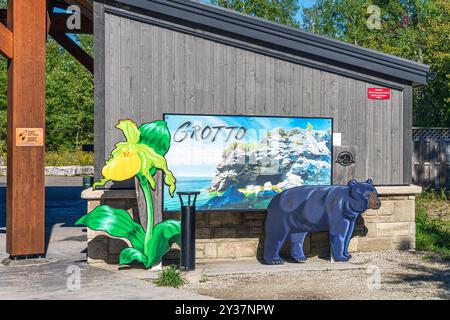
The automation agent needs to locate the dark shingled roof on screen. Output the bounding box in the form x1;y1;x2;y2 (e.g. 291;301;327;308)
102;0;431;85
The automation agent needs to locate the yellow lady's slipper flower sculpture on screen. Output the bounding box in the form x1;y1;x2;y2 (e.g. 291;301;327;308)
93;120;176;196
76;119;179;269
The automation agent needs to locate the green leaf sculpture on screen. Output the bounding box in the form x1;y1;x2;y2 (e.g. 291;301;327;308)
77;205;146;253
76;119;179;269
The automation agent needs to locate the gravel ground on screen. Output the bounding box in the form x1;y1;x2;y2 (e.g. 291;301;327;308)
187;251;449;300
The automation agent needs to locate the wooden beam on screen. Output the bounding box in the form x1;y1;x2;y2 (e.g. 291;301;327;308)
7;0;47;256
52;0;71;10
50;30;93;73
71;0;93;14
49;12;93;34
0;21;13;59
1;10;93;34
0;8;5;23
65;0;93;21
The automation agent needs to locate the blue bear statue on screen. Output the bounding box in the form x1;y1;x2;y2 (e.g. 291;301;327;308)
263;179;381;264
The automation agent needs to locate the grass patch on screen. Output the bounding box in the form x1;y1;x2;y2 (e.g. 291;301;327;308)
45;151;94;166
199;274;209;283
416;189;450;260
153;265;188;288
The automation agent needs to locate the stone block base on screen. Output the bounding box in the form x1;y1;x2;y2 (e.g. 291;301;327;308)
81;185;421;264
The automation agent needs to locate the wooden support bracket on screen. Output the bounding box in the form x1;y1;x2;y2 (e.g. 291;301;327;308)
0;22;13;59
65;0;93;21
2;9;93;35
49;12;93;34
50;30;93;73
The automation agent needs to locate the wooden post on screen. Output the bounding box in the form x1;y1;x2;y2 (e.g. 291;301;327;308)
6;0;46;256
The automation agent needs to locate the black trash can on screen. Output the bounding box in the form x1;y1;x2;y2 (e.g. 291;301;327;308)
177;191;200;271
82;176;94;189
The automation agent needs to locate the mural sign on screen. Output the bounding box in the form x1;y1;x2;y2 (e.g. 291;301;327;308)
163;114;333;211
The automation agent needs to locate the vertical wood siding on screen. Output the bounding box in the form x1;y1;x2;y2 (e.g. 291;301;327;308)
99;12;406;188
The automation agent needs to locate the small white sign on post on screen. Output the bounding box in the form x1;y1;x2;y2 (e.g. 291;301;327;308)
333;133;342;146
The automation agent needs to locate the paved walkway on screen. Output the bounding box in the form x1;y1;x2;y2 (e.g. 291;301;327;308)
0;181;212;300
0;226;212;299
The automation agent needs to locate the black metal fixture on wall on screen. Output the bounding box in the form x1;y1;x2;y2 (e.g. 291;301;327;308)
336;151;355;166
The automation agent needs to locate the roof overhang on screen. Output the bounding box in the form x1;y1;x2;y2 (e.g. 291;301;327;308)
101;0;431;85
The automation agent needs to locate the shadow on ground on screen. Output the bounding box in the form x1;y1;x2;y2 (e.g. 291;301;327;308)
0;186;86;254
385;257;450;299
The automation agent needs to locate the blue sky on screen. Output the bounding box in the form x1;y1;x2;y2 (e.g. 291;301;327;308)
299;0;315;7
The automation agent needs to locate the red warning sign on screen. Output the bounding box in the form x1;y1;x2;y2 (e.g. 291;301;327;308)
368;88;391;100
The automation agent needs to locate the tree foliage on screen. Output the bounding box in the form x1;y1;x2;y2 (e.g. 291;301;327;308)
302;0;450;127
0;0;7;154
211;0;301;27
0;33;94;154
0;0;448;159
45;35;94;151
0;56;6;156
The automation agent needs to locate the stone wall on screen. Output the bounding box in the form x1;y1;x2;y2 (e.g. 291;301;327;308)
81;185;421;264
0;166;94;176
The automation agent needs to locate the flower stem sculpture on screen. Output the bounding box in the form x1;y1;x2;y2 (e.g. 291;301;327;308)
76;120;179;269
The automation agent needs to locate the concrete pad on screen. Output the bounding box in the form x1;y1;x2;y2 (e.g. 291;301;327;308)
0;258;212;300
85;261;209;287
1;257;52;267
86;261;162;281
196;257;369;277
0;196;214;300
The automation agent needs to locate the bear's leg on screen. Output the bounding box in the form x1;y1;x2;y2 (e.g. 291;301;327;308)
329;220;351;262
330;234;348;262
263;230;289;265
343;217;357;259
289;232;308;262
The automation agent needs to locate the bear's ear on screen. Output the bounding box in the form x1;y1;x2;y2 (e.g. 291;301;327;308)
347;179;358;186
366;179;373;185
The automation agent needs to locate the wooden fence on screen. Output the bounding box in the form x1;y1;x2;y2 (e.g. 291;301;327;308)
412;128;450;189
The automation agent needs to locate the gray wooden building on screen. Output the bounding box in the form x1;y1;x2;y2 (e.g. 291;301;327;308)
94;0;430;187
84;0;430;262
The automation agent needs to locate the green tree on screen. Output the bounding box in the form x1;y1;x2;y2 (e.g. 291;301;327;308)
0;55;6;157
0;32;94;154
302;0;450;127
0;0;93;154
211;0;301;27
45;34;94;151
0;0;7;156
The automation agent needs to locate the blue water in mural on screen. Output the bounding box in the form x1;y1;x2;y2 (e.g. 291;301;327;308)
163;177;213;211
